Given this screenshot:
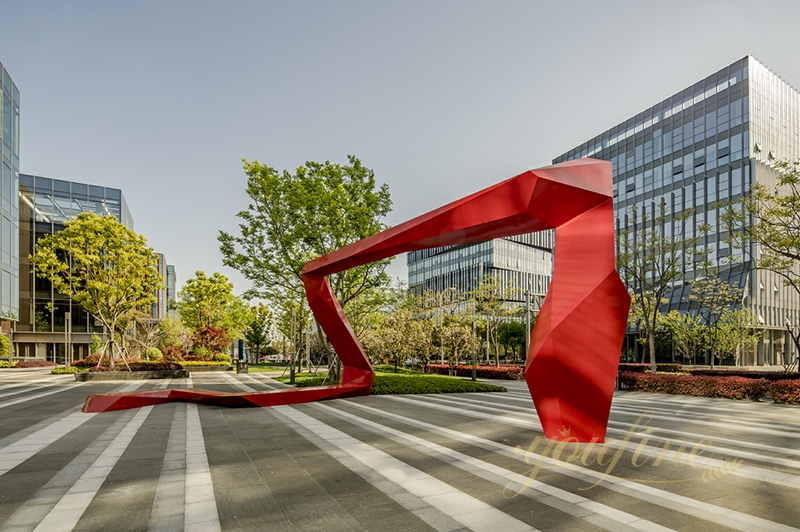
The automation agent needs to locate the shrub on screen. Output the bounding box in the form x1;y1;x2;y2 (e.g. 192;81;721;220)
0;360;15;368
769;379;800;405
146;347;163;361
371;374;507;395
620;372;768;401
89;362;184;372
0;334;10;358
52;366;78;374
426;363;523;380
15;360;57;368
161;346;186;362
192;347;213;361
179;361;230;367
73;353;108;367
618;363;685;373
213;353;232;364
192;326;232;354
688;369;800;382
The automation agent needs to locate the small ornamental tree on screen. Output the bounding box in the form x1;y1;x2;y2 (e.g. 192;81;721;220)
192;325;233;356
31;212;162;367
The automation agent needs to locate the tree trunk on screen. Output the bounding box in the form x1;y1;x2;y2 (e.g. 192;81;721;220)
648;331;657;373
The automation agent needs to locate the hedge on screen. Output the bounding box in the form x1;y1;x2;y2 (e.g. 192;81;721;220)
769;379;800;405
89;362;184;372
688;369;800;382
15;360;56;368
620;372;768;401
287;373;506;394
618;363;685;373
426;363;523;380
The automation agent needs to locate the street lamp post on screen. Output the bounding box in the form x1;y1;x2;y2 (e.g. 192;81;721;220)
525;290;531;357
65;311;71;370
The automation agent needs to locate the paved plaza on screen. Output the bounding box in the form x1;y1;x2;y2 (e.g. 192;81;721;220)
0;368;798;531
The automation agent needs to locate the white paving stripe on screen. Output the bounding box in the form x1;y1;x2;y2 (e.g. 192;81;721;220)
0;411;97;476
1;409;140;529
276;405;537;532
384;395;800;532
0;376;74;398
0;381;88;410
32;406;155;532
414;394;800;490
148;402;188;531
311;402;674;532
452;393;800;468
184;402;221;531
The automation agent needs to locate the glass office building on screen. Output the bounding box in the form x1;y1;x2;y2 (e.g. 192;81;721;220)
407;231;553;308
0;62;20;334
553;55;800;365
166;264;176;316
17;173;133;361
151;253;168;320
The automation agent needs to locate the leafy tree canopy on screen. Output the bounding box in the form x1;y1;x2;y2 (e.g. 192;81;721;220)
31;212;162;363
177;271;251;339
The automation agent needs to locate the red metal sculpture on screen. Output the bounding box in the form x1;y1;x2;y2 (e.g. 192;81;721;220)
83;159;629;443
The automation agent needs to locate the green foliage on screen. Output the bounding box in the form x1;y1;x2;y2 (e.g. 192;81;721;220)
192;346;213;361
617;203;697;371
469;274;518;365
0;334;10;358
51;366;78;374
90;334;104;354
370;374;506;395
179;360;231;367
146;347;163;361
662;311;707;362
213;352;232;364
497;321;526;360
689;274;740;364
716;309;761;363
177;271;251;340
158;315;193;351
218;156;393;339
0;360;15;368
244;303;271;361
30;212;162;365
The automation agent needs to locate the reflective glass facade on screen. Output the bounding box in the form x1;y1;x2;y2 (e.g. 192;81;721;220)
554;56;800;365
407;231;553;306
0;62;20;325
17;174;133;361
151;253;168;319
166;264;176;316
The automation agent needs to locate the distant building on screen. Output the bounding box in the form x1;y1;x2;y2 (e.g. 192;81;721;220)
407;232;552;310
151;253;168;320
0;61;20;337
554;55;800;365
166;264;176;316
16;173;133;361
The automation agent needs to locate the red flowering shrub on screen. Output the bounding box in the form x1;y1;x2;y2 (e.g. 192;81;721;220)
161;346;186;362
688;369;800;382
620;372;768;401
15;360;56;368
769;379;800;404
426;363;523;380
192;326;231;356
73;353;107;367
618;363;685;373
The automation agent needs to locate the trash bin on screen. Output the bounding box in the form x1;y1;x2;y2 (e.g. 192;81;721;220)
236;360;249;374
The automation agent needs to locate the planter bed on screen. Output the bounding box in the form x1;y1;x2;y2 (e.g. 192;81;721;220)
184;365;233;372
75;369;189;381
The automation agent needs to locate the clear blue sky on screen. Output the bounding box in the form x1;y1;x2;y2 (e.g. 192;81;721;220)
3;0;800;295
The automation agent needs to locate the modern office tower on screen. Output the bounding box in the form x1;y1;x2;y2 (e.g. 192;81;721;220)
166;264;176;316
407;232;553;310
151;253;168;320
0;62;20;338
553;55;800;365
17;173;134;361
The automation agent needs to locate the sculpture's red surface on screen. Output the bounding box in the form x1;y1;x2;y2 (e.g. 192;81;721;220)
83;159;629;443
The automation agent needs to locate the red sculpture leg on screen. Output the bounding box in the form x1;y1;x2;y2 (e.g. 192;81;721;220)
82;158;630;443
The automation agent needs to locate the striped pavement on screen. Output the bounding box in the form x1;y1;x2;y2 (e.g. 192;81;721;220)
0;368;798;531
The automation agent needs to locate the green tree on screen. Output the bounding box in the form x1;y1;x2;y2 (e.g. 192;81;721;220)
440;322;472;373
617;203;697;372
30;212;162;367
723;159;800;355
662;311;707;363
245;303;272;363
218;156;393;353
177;271;252;340
470;273;517;366
498;321;526;361
716;309;761;364
689;274;740;366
